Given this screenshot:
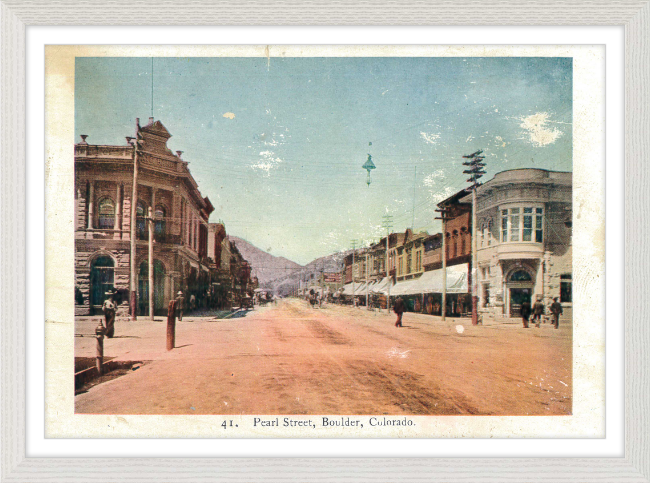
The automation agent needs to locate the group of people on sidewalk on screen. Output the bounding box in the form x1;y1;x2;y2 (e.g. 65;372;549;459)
390;295;564;330
521;296;563;329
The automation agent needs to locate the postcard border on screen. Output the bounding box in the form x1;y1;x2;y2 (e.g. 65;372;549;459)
2;1;648;481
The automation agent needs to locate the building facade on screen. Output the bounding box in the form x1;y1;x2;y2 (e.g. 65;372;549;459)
464;168;572;317
74;118;214;316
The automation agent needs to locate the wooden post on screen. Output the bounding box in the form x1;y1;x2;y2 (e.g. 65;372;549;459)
167;299;177;351
95;322;105;375
471;186;479;325
129;126;139;321
442;222;447;321
148;206;154;321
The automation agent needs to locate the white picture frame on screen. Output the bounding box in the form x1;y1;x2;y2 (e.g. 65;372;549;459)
1;1;647;481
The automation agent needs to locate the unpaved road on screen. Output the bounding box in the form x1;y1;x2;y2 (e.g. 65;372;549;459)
75;299;571;415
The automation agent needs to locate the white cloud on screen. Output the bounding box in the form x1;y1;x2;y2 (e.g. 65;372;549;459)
420;132;441;145
427;185;456;204
519;112;563;147
222;112;235;120
251;150;283;175
423;169;445;187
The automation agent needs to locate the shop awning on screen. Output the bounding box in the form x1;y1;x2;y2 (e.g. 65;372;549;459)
390;264;469;296
370;277;393;295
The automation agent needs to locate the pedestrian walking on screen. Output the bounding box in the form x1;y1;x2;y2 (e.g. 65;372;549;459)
521;299;531;328
532;296;545;328
189;293;196;312
102;289;117;338
393;297;405;328
550;297;563;329
175;290;185;321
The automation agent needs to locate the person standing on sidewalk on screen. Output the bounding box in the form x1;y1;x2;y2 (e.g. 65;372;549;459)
550;297;563;329
102;290;117;338
393;297;405;328
175;290;185;321
521;299;532;328
532;296;545;328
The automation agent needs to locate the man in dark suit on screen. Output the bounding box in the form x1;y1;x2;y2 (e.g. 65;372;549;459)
393;297;406;328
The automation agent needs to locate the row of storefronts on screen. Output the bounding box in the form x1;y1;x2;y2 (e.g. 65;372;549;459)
74;118;255;317
341;168;572;318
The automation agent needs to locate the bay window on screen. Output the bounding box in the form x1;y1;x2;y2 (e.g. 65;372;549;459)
500;205;544;243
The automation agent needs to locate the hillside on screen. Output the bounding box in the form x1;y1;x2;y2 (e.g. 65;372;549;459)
228;236;302;285
266;250;350;296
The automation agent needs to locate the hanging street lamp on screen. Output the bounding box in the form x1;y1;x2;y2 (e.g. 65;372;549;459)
362;154;376;187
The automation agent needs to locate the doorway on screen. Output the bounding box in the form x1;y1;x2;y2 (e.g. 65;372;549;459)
138;260;166;316
90;256;114;314
509;288;532;317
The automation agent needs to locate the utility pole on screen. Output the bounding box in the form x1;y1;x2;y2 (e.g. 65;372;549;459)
350;239;357;307
381;214;393;313
365;249;369;309
129;119;142;321
462;149;486;326
435;206;451;321
412;166;417;229
148;206;154;321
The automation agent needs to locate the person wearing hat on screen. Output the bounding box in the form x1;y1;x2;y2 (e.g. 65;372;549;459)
550;297;563;329
393;296;406;328
520;298;532;328
102;289;117;338
532;295;545;328
175;290;185;321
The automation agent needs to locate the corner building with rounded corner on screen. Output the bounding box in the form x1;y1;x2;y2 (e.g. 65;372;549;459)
460;169;572;319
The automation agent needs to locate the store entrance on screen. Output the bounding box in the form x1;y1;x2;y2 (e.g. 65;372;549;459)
509;288;532;317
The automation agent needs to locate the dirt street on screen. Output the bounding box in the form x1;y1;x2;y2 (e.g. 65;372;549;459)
75;299;571;415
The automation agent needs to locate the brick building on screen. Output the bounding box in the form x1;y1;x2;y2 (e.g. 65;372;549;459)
74;118;214;316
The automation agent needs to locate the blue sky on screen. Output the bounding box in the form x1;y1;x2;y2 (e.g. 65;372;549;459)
75;56;572;265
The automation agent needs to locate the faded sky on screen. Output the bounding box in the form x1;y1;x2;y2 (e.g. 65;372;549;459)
75;56;572;265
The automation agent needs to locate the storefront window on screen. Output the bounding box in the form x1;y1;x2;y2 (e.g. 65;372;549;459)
560;274;572;302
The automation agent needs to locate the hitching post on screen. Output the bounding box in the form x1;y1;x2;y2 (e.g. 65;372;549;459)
167;299;177;351
95;322;105;375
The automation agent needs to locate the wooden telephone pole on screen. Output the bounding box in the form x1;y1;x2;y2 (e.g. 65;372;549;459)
435;207;450;321
382;214;393;313
129;120;142;321
462;150;486;326
350;240;357;307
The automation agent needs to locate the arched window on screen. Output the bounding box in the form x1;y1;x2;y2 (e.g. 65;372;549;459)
487;220;493;246
98;198;115;229
509;270;532;282
154;205;166;242
136;201;147;240
452;230;458;258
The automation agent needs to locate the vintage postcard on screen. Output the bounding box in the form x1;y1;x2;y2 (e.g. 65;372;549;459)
44;45;604;438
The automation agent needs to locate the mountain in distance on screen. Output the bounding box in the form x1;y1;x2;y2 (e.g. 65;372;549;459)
265;250;350;296
228;236;302;285
228;236;349;296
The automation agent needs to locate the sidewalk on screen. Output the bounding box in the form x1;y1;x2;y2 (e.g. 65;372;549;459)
74;306;265;362
315;303;570;328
